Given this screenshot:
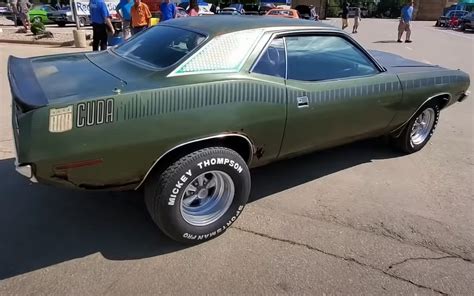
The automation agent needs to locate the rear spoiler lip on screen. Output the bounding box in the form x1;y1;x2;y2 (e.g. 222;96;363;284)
8;56;48;111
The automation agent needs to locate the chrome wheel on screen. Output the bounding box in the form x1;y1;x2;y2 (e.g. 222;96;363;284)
180;171;235;226
410;108;435;146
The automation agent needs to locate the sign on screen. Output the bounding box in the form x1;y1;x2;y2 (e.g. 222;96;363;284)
69;0;120;17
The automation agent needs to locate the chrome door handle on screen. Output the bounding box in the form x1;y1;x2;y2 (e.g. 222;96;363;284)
297;96;309;108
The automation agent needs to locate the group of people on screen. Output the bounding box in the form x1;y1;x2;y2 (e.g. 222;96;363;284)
340;2;361;34
340;0;414;42
90;0;201;51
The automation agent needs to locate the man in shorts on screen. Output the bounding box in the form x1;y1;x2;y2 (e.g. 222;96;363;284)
17;0;32;31
352;5;361;33
398;0;414;43
341;2;349;30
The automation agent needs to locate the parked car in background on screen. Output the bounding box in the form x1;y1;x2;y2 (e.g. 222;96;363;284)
0;2;17;23
229;3;245;14
294;5;318;20
0;2;11;16
436;10;469;27
258;2;275;15
459;11;474;31
243;3;259;15
6;4;56;25
220;7;241;15
28;4;56;24
265;8;300;19
47;7;87;27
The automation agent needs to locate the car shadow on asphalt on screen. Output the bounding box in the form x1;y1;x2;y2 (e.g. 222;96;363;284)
249;138;402;203
0;138;402;280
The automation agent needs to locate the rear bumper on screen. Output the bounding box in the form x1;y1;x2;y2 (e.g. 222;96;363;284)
11;100;38;183
15;161;38;183
458;90;470;102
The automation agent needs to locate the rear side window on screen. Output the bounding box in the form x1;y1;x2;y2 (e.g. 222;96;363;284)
253;38;286;78
285;35;378;81
114;26;206;68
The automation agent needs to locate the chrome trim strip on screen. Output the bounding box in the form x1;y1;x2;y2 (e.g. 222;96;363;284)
135;133;255;190
390;92;451;135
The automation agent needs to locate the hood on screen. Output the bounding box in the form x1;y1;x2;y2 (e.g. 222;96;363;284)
369;50;444;74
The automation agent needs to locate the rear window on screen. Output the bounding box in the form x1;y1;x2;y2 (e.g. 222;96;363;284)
114;26;206;68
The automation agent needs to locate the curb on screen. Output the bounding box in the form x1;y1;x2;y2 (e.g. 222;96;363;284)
0;38;76;47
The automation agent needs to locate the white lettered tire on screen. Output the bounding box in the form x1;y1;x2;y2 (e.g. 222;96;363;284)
144;147;251;243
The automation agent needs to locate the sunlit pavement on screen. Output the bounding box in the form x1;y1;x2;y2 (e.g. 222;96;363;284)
0;18;473;295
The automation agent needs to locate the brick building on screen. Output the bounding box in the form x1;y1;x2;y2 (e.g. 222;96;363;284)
414;0;457;20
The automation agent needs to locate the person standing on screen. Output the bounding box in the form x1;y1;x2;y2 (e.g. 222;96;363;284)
341;2;349;30
352;6;361;33
116;0;133;39
90;0;115;51
130;0;151;35
160;0;176;22
187;0;199;16
398;0;414;43
17;0;32;32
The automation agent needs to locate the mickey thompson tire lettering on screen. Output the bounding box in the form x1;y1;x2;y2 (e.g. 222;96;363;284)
144;147;251;244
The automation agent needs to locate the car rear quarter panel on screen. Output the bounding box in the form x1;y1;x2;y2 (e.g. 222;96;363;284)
18;76;287;188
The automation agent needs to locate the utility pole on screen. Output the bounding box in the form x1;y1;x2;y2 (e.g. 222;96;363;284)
71;0;81;30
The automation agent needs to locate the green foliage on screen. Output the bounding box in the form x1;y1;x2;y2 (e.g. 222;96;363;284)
30;22;45;36
376;0;404;18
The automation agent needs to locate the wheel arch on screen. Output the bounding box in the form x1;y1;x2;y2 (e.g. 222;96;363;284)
391;92;451;137
135;133;255;190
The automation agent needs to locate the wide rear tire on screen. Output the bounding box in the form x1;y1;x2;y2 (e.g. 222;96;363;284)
144;147;251;244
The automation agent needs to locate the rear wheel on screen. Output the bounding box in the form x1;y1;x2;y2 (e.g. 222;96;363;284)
57;21;66;27
79;17;86;27
391;102;440;154
144;147;251;244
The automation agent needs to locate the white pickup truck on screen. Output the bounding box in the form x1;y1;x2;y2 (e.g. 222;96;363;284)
47;0;120;27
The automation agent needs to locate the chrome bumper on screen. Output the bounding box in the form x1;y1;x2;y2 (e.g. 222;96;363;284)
15;161;38;183
13;131;37;183
458;90;470;102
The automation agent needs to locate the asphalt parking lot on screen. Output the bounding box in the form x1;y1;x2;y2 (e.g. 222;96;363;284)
0;18;473;295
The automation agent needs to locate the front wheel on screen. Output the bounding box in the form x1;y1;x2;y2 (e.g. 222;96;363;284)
144;147;251;244
391;103;440;154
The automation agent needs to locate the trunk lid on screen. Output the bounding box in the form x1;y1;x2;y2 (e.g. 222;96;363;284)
8;53;126;111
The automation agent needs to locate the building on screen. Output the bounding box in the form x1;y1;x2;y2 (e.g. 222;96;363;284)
414;0;457;20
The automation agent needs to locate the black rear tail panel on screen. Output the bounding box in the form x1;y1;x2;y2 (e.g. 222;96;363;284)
8;56;48;112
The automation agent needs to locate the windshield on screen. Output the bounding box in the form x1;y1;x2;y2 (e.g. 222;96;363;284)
114;26;206;68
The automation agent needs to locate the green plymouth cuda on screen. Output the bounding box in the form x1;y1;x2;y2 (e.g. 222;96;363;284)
28;4;56;24
8;17;470;243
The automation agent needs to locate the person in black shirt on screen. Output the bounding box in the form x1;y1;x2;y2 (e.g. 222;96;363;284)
342;2;349;30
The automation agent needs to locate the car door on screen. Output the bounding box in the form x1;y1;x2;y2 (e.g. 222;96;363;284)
279;34;403;157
